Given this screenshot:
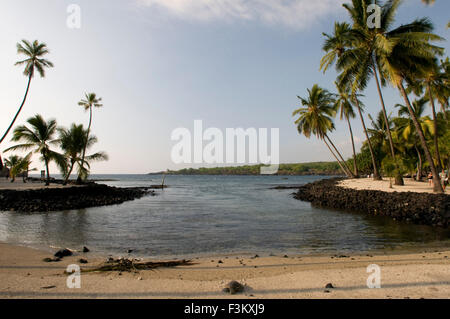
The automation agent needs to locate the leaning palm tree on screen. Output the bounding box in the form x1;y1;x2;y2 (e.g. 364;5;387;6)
293;84;354;177
77;93;103;182
0;40;53;168
4;115;61;186
378;18;445;193
320;18;381;179
58;124;108;184
333;82;360;176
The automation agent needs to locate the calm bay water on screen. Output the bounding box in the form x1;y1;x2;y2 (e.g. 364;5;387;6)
0;175;449;257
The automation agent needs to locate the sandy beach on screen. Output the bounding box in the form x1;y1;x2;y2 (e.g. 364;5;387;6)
338;178;450;194
0;243;449;299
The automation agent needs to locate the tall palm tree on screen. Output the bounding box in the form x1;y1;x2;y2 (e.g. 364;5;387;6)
58;124;108;184
333;82;359;176
338;0;409;185
378;17;445;193
319;17;381;179
77;93;103;182
4;115;61;186
0;40;53;168
408;58;447;171
293;85;354;177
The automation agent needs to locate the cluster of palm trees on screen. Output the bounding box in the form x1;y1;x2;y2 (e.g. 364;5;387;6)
293;0;448;193
0;40;107;185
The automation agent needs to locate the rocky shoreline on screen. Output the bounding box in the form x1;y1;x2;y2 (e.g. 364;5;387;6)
293;178;450;228
0;183;156;212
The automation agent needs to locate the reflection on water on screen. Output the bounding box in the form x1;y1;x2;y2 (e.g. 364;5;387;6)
0;175;449;257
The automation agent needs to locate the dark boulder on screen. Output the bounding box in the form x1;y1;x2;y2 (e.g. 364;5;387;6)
54;248;73;258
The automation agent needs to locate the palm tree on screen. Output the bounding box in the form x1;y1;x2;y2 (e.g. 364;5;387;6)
377;16;445;193
320;22;354;73
58;124;108;184
368;111;393;161
319;17;381;179
408;59;447;171
4;153;33;183
293;85;354;177
395;97;434;181
338;0;410;185
0;40;53;168
77;93;103;183
4;115;61;186
333;82;359;176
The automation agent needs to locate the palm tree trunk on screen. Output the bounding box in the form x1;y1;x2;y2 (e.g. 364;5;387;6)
373;57;403;185
44;156;50;186
78;106;92;183
64;160;76;185
0;74;32;145
415;144;422;181
399;83;443;193
323;138;349;177
324;134;354;177
428;85;443;171
346;116;358;177
354;97;381;180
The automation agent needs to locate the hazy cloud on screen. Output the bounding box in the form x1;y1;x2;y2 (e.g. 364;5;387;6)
137;0;343;29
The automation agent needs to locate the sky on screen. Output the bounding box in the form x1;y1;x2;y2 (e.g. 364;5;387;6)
0;0;449;174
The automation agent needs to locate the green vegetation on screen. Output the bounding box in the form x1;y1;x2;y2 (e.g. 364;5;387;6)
1;40;108;184
297;0;449;193
160;162;343;176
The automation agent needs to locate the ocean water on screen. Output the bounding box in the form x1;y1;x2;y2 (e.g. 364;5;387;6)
0;174;449;258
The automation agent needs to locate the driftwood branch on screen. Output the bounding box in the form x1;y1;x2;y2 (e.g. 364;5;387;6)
81;258;194;273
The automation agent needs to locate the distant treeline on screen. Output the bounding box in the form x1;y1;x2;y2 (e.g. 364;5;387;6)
151;162;344;176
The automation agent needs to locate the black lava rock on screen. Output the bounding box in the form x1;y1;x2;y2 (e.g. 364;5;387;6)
293;178;449;228
0;184;156;213
54;249;73;258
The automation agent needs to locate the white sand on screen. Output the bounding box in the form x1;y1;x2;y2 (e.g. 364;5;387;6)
338;178;450;194
0;243;449;299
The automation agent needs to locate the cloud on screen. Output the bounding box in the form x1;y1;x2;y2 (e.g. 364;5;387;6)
136;0;344;29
